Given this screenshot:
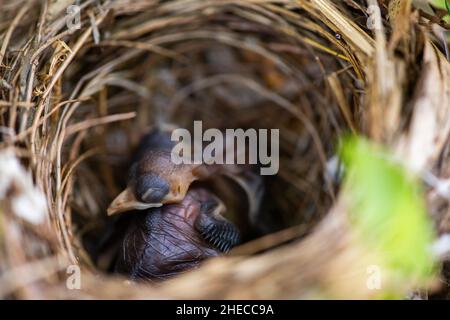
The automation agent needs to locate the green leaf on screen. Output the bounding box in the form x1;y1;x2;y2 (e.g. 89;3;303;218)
340;136;437;284
433;0;450;14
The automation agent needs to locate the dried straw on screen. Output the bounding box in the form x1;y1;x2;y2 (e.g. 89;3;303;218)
0;0;449;299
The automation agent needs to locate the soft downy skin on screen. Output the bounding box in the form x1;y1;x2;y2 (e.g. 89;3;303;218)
115;188;240;281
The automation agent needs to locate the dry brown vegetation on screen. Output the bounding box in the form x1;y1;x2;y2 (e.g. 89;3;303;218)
0;0;449;299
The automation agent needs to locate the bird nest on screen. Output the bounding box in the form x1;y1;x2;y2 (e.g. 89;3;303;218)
0;0;449;299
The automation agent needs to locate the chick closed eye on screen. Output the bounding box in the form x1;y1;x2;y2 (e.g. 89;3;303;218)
108;147;198;216
134;172;170;203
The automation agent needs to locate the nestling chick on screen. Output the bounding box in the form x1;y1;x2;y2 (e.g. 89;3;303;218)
107;128;262;217
107;128;196;215
115;188;240;281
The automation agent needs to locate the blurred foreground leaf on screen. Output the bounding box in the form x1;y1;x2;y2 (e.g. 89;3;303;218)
433;0;450;14
432;0;450;22
340;136;437;288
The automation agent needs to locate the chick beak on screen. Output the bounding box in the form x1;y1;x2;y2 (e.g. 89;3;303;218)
107;187;163;216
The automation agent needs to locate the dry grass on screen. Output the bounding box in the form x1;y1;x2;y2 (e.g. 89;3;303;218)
0;0;449;299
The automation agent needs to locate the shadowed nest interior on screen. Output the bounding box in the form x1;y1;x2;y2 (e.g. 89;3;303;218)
0;0;449;299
